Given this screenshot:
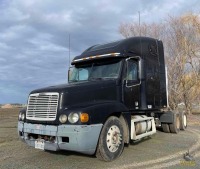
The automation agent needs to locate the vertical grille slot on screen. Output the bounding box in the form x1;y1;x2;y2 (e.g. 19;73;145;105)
26;92;59;121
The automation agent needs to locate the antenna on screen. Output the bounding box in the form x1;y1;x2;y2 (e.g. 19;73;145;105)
138;11;141;37
68;34;71;68
138;11;142;56
67;34;71;82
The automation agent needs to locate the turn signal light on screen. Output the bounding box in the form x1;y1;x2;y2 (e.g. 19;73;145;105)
80;113;89;123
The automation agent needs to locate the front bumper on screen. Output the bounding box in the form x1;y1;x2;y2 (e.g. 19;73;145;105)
18;121;103;155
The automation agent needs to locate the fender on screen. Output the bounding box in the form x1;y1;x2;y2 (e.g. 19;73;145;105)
159;111;174;124
81;101;131;144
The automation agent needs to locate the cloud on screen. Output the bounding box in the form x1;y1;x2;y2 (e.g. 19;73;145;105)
0;0;199;103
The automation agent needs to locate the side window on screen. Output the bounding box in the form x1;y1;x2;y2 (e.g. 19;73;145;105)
127;60;138;81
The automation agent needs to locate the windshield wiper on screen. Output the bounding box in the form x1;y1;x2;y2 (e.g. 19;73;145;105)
69;80;78;82
89;77;103;81
89;77;116;81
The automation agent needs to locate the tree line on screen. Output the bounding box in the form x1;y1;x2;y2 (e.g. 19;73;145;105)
119;13;200;114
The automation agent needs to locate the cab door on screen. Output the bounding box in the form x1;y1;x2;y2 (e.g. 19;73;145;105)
123;58;141;110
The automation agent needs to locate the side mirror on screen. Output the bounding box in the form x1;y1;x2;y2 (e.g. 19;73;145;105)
68;67;73;82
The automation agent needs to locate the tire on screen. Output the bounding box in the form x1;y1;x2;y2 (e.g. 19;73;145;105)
169;113;180;133
180;112;187;130
96;116;124;161
162;123;170;133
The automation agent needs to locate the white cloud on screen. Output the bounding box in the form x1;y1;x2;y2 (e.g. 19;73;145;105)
0;42;13;50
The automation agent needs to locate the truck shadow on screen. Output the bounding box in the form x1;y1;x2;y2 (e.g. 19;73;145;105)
129;136;152;146
128;127;165;146
45;150;96;159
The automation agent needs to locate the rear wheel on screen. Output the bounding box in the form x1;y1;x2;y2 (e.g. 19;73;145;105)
169;113;180;133
96;116;124;161
162;123;170;133
180;112;187;130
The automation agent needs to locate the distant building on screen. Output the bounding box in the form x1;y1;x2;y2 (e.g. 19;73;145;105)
0;104;26;108
1;104;13;108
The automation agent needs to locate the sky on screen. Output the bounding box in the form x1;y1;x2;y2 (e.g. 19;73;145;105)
0;0;199;104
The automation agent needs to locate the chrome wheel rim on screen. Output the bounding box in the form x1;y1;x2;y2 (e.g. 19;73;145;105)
176;116;180;129
183;114;187;127
106;125;122;152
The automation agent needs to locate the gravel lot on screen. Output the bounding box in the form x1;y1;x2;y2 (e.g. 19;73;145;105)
0;108;200;169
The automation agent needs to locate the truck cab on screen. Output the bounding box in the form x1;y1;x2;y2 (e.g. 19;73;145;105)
18;37;187;161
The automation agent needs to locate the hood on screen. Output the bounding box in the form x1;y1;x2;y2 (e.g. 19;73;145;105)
30;80;121;109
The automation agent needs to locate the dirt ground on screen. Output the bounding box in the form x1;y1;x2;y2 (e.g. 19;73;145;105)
0;108;200;169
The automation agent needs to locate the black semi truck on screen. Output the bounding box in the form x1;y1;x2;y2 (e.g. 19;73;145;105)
18;37;187;161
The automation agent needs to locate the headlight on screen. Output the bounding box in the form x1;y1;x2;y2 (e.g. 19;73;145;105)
68;113;79;123
19;113;22;120
59;114;67;123
21;113;25;121
19;112;25;121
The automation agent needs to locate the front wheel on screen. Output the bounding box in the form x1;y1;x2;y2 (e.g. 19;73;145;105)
96;116;124;161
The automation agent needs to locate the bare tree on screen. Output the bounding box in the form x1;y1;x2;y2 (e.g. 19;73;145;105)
119;22;165;39
166;14;200;114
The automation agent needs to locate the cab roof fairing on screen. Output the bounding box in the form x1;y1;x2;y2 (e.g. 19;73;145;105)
71;37;160;65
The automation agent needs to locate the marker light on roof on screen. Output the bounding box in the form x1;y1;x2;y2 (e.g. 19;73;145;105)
73;52;121;63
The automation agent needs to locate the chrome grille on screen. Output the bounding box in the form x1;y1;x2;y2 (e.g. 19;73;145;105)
26;92;59;121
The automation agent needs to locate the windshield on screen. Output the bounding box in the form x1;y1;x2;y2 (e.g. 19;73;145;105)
69;60;122;82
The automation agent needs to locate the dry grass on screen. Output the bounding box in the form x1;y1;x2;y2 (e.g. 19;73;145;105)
192;109;200;115
0;108;21;118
